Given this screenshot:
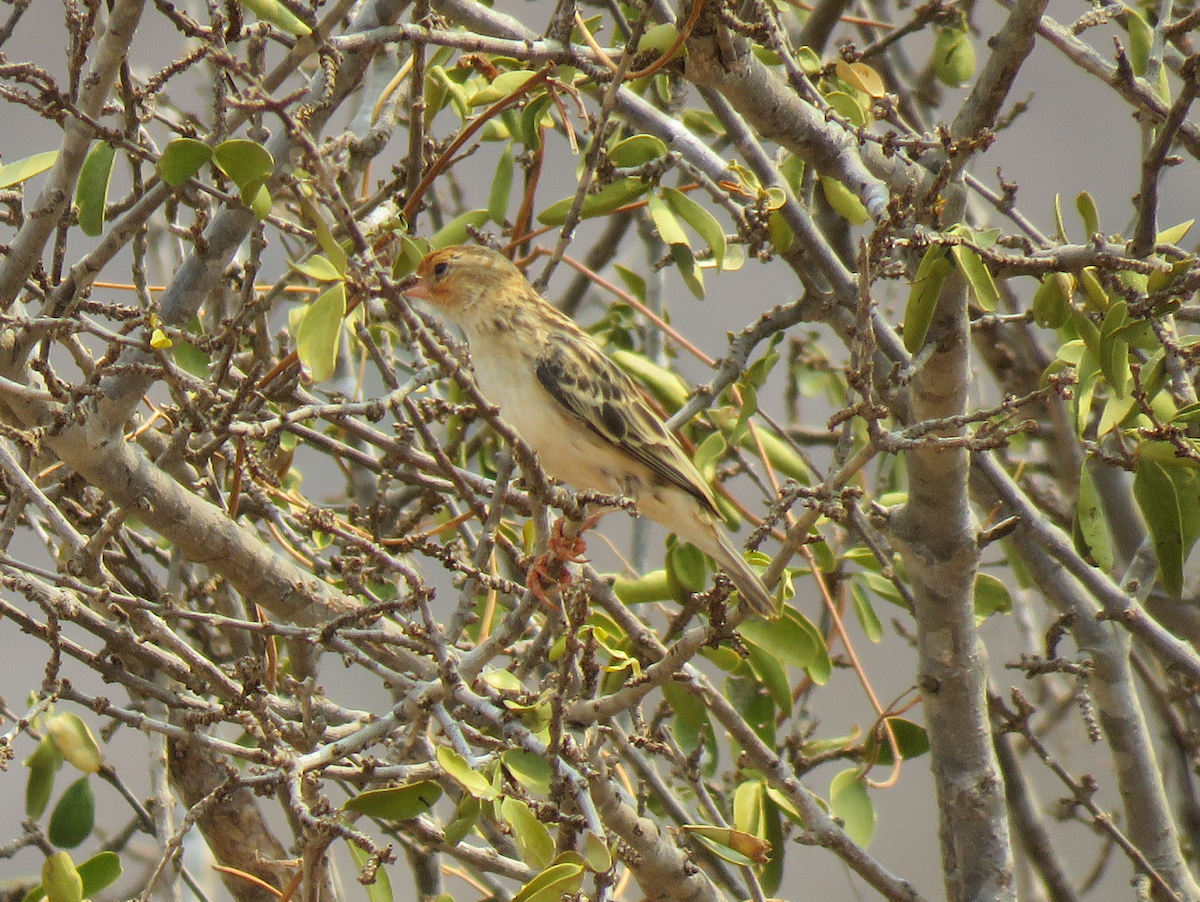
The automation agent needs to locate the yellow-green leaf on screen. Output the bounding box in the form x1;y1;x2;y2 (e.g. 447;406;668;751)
40;852;82;902
436;746;498;799
933;27;975;87
819;176;869;225
509;861;585;902
75;142;116;237
829;769;875;847
157;138;212;186
213;139;274;190
236;0;311;35
662;185;725;269
501;797;555;870
609;134;668;168
343;781;442;820
538;178;648;226
346;840;394;902
430;209;489;249
903;246;951;352
46;714;103;774
0;150;57;188
488;146;514;225
295;283;345;383
48;776;94;849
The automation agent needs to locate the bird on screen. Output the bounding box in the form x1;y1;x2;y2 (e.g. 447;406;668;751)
404;244;778;619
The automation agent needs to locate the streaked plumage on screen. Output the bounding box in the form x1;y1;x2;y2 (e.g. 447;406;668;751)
405;244;777;619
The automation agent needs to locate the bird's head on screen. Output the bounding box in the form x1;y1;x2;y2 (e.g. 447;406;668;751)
405;245;528;325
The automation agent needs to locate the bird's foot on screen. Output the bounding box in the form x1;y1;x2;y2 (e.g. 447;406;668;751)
526;518;591;605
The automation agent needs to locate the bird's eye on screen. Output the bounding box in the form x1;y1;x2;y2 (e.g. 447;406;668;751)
433;261;449;277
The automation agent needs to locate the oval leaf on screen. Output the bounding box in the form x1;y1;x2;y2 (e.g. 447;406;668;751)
48;776;94;849
75;142;116;238
903;246;951;352
40;852;82;902
829;769;875;847
46;715;102;775
213;139;274;190
343;781;443;820
0;150;58;188
157;138;212;186
295;283;345;383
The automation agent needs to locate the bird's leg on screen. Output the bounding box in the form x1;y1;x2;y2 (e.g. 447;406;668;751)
526;509;603;605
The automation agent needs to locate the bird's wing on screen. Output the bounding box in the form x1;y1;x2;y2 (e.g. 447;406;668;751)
534;330;720;514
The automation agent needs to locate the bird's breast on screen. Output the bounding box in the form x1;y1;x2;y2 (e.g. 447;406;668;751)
468;342;633;496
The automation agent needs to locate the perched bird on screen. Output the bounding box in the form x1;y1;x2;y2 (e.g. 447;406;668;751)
405;244;777;619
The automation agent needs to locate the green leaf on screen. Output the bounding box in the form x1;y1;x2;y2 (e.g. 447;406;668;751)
442;794;480;846
848;581;884;642
241;179;272;220
1135;456;1200;596
1075;461;1115;571
647;191;690;247
436;746;498;800
157;138;212;186
213;139;274;190
75;142;116;237
1079;267;1109;312
430;209;489;249
1157;219;1194;246
611;568;671;604
738;615;817;669
662;681;713;759
501;797;555;870
502;749;553;796
933;26;975;87
669;540;709;593
295;283;345;383
829;769;875;847
342;781;443;820
1031;273;1073;329
538;178;649;226
680;825;771;865
469;70;540;107
948;242;999;312
793;612;832;684
481;669;524;693
288;255;344;283
669;242;705;300
509;860;585;902
236;0;311;35
734;779;765;838
903;246;951;352
609;134;668;168
662;185;726;269
1076;191;1101;238
1099;301;1131;398
347;840;394;902
39;852;82;902
973;572;1012;622
488;146;514;225
46;714;103;774
584;830;612;872
825;90;867;127
819;175;869;225
610;349;690;410
48;776;94;849
0;150;57;188
864;718;930;766
744;641;792;716
1126;8;1153;76
25;736;62;819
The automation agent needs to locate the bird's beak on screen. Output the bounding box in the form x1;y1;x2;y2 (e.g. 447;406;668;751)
403;275;431;301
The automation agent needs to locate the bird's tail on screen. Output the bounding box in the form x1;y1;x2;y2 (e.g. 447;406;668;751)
710;530;778;620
